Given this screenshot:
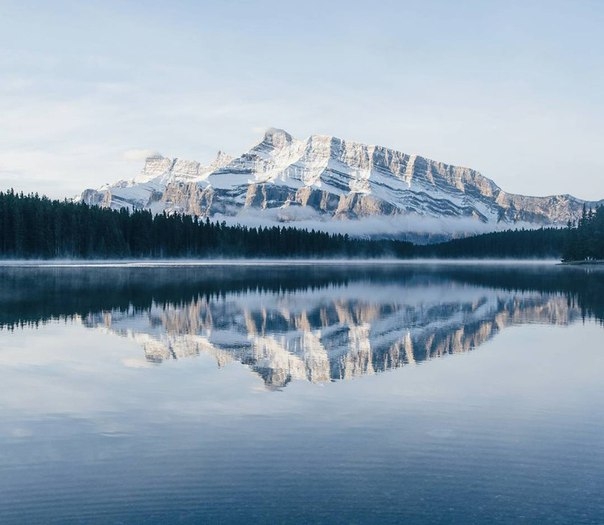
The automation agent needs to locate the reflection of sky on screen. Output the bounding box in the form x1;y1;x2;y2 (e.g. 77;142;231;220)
0;320;603;523
1;321;603;421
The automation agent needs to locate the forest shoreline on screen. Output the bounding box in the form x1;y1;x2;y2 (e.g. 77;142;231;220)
0;257;563;266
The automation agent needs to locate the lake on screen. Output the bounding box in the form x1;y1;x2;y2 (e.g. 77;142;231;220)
0;261;603;524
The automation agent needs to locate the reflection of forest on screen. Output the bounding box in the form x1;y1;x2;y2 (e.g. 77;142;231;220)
1;264;600;388
0;264;602;328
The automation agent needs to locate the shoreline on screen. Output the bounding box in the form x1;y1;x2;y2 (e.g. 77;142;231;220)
559;259;604;266
0;258;563;268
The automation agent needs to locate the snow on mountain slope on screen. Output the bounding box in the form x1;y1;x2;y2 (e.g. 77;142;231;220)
79;128;604;240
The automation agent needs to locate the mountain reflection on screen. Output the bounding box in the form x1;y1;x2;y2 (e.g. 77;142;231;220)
81;286;578;388
1;263;602;389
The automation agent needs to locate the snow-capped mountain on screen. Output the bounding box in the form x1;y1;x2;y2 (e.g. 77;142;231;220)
80;128;603;240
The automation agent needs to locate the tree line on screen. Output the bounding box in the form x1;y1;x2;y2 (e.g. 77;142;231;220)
561;205;604;262
2;189;599;260
0;190;414;259
418;227;567;259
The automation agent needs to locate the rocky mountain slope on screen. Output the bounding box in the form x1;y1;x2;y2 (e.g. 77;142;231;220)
80;128;603;240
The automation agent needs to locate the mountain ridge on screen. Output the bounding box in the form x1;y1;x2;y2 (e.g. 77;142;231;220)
80;128;604;241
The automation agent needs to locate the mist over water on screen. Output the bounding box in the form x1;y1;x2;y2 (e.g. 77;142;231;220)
0;262;603;524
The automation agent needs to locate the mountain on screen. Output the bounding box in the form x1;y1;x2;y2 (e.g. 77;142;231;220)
80;128;603;241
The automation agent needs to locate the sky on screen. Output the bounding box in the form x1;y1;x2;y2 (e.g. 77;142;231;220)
0;0;603;200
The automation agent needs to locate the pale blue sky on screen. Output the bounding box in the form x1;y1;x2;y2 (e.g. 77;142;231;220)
1;0;603;199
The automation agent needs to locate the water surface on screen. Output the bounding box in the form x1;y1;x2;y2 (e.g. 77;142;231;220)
0;262;603;524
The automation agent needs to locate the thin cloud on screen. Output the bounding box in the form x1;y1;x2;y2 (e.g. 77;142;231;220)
122;149;162;162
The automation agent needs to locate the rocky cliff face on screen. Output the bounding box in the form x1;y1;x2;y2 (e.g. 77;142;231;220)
80;128;603;240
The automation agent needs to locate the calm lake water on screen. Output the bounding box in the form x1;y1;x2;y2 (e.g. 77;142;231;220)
0;262;603;524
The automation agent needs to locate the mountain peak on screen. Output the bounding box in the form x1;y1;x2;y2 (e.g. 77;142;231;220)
210;150;234;170
80;128;604;240
261;127;294;149
145;153;165;161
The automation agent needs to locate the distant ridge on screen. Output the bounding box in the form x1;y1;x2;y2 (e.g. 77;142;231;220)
80;128;604;241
